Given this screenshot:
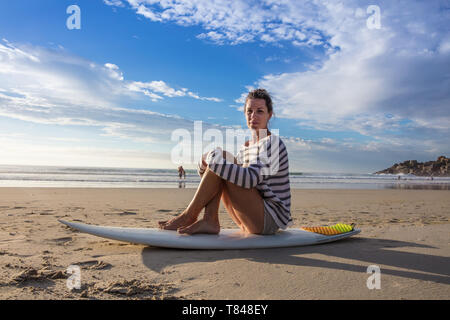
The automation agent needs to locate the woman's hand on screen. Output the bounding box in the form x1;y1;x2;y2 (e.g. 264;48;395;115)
201;152;209;168
202;147;238;167
204;147;224;166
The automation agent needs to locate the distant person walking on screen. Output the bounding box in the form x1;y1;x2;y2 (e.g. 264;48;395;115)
178;166;186;180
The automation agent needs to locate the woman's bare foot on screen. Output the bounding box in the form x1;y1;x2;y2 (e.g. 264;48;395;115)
158;212;197;230
177;218;220;235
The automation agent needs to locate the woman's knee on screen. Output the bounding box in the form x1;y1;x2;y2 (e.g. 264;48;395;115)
221;151;237;164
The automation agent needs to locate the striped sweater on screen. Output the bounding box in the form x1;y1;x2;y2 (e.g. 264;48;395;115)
197;135;293;229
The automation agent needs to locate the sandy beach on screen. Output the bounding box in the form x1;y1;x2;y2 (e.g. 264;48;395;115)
0;187;449;300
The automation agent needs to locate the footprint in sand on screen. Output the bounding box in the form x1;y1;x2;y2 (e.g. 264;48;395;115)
49;237;73;245
74;260;112;270
119;211;137;216
95;279;176;299
9;266;68;285
66;207;85;212
39;210;54;216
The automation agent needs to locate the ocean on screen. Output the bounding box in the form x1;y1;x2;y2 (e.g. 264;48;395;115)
0;165;449;190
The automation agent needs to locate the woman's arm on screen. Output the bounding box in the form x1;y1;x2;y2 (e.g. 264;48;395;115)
205;142;275;189
206;137;287;189
197;149;240;178
197;152;209;177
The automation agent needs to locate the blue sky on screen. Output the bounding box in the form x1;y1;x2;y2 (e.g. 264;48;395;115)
0;0;449;173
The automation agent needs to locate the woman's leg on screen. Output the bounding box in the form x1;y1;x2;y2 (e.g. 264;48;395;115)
159;151;265;234
180;179;265;234
221;180;265;234
173;176;265;235
177;179;250;234
220;186;247;232
177;181;222;234
158;167;223;231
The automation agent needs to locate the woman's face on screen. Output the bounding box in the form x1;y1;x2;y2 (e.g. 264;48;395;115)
245;98;272;131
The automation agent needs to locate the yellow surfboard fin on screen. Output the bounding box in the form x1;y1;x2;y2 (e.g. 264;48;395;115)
301;223;355;235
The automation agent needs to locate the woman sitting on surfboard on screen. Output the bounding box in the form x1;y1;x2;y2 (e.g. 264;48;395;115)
159;88;292;235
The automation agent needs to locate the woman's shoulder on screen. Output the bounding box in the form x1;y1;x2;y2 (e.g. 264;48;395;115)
266;135;288;156
273;134;287;144
264;134;286;146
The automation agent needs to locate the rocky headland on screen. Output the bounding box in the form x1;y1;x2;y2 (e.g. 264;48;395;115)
374;156;449;177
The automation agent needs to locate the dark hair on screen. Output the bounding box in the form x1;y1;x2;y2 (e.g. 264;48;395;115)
244;88;273;113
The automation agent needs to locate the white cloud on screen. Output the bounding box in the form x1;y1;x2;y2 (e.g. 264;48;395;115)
438;37;450;54
107;1;448;139
104;63;124;81
0;40;221;107
103;0;125;7
0;40;223;148
110;0;327;46
227;1;450;157
229;104;244;112
127;80;221;102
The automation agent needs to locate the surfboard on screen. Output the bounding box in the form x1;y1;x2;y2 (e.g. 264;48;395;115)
58;219;360;250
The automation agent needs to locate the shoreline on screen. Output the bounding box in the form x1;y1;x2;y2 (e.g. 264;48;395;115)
1;183;450;190
0;188;449;299
2;165;450;191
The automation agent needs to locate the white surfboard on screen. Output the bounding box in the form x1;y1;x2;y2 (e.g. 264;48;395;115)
58;220;360;250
